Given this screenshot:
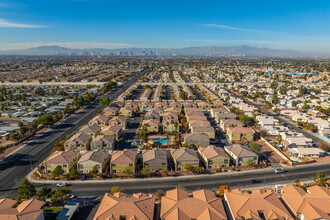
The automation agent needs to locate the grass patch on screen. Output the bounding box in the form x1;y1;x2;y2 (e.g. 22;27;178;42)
45;206;63;213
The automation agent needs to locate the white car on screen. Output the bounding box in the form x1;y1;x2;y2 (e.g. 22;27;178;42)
56;182;67;187
275;168;285;173
66;194;76;199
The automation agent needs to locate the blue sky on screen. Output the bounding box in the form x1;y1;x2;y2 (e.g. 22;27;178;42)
0;0;330;52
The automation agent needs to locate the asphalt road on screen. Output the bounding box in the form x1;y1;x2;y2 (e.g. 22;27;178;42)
0;71;142;199
35;162;330;197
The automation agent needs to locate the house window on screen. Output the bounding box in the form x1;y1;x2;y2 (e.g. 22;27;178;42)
162;163;166;165
112;164;116;167
63;165;67;167
144;163;149;166
129;164;133;166
119;215;126;220
224;159;228;164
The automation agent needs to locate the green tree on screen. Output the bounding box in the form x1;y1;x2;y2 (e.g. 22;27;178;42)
179;91;188;100
91;165;99;176
141;167;151;177
51;187;72;205
37;187;52;201
111;186;123;194
249;142;261;155
276;134;282;145
139;125;149;142
239;115;253;126
246;158;256;167
161;168;169;176
100;97;110;106
156;190;164;200
184;163;193;173
69;166;79;179
194;165;204;174
312;172;328;187
37;114;54;127
17;178;36;201
52;165;64;178
123;166;134;177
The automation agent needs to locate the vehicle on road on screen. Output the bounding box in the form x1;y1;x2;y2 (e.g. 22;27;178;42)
251;179;261;184
66;194;76;199
56;182;67;187
275;168;286;173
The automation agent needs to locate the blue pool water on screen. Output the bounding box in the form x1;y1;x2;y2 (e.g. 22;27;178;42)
155;137;168;144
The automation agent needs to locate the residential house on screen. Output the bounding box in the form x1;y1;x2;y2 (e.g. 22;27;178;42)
198;145;230;168
215;112;237;124
141;119;159;133
90;135;116;151
220;119;243;131
142;149;168;172
45;150;80;174
0;199;45;220
89;115;109;127
108;116;128;128
170;148;199;171
160;189;227;220
144;110;161;120
191;125;215;139
224;189;293;220
93;192;155;220
79;125;100;138
184;133;210;148
119;107;134;117
64;132;92;151
110;149;137;174
77;149;109;174
227;126;255;143
224;144;258;166
288;147;325;158
102;106;119;117
281;185;330;220
256;116;279;127
101;125;122;140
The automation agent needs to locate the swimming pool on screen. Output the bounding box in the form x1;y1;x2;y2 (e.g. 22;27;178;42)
154;137;168;144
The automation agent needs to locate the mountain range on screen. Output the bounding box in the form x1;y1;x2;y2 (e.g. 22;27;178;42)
0;45;329;58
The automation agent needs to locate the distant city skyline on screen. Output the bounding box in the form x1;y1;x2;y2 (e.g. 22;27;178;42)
0;0;330;52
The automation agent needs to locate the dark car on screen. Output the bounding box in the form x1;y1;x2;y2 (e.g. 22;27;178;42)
251;179;261;184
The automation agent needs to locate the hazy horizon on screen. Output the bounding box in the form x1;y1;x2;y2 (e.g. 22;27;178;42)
1;0;330;53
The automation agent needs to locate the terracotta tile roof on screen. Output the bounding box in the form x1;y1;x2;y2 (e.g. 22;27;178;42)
170;148;198;162
184;133;210;141
221;119;243;127
160;189;227;220
191;125;214;133
142;119;159;127
101;125;122;133
282;185;330;220
142;149;167;162
94;192;155;220
228;126;255;134
0;199;44;220
189;120;210;126
225;144;257;158
90;114;109;123
66;132;92;145
46;150;79;164
78;149;108;164
225;189;293;220
79;125;100;135
111;149;137;164
199;145;229;159
91;135;115;145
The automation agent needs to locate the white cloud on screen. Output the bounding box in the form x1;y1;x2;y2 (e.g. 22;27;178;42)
0;42;134;50
0;18;47;28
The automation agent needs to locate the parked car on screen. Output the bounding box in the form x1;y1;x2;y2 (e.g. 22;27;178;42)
56;182;67;187
275;168;286;173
